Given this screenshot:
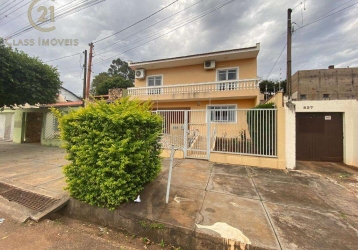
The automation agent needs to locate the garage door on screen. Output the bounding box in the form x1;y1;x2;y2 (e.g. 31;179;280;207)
296;112;343;162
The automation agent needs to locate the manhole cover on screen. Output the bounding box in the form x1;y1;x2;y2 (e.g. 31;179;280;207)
0;182;59;212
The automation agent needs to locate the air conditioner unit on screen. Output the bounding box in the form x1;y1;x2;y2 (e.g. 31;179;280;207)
204;60;215;70
135;69;145;79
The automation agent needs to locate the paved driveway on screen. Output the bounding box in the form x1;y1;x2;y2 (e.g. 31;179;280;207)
0;141;68;194
1;141;358;249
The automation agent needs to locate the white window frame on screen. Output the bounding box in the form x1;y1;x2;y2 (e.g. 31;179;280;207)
216;67;239;91
206;104;237;123
146;74;163;95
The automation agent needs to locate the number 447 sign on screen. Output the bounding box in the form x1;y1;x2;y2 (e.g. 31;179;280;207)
28;0;56;32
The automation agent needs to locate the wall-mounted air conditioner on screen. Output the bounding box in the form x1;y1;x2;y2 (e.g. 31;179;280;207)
135;69;145;79
204;60;215;70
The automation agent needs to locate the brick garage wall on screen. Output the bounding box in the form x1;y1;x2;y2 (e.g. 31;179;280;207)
292;67;358;100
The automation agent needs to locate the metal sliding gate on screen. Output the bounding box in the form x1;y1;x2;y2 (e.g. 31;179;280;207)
155;109;277;160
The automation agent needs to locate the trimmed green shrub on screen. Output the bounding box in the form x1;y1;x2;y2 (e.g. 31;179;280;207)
53;98;162;209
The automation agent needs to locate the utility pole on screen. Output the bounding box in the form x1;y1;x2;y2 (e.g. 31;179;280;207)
287;8;292;101
86;42;94;100
82;50;87;107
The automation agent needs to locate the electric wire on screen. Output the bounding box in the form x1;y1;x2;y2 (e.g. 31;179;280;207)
96;0;234;57
266;44;286;79
0;0;17;16
0;0;13;9
294;1;358;32
0;0;50;28
96;0;205;52
0;0;33;22
4;0;99;38
93;0;180;44
4;0;104;39
92;0;235;65
44;53;82;63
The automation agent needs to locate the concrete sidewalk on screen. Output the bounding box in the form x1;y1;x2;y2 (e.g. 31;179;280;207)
1;141;358;249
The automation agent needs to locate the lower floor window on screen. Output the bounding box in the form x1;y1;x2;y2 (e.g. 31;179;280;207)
207;105;236;122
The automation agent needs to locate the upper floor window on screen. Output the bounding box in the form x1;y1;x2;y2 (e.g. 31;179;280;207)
323;94;330;100
217;68;238;90
217;69;237;81
300;94;307;100
147;75;162;95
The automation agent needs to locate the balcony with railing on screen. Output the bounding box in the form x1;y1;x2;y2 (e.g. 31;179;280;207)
128;79;260;101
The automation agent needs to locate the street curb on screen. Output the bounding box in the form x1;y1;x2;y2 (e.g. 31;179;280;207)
59;198;274;250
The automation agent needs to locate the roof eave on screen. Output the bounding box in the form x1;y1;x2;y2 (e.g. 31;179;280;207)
129;43;260;70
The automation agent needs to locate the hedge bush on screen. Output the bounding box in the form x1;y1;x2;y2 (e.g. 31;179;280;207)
53;98;162;209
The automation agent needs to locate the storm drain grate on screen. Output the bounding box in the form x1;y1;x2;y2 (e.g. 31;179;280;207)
0;182;13;193
0;182;59;212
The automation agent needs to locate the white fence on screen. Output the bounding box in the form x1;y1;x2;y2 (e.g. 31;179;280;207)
154;109;277;159
128;79;259;96
44;112;60;140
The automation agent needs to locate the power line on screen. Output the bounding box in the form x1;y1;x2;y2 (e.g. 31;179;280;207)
41;0;204;65
294;1;358;32
0;0;17;16
4;0;97;38
93;0;180;44
0;0;50;28
270;0;356;78
266;44;286;79
96;0;205;52
4;0;105;39
44;53;81;63
0;0;13;9
96;0;233;56
93;0;235;65
0;0;32;22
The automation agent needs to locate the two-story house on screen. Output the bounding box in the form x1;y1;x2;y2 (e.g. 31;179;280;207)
128;44;287;169
128;43;261;110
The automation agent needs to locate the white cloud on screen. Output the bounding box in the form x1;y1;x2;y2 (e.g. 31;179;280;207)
0;0;356;95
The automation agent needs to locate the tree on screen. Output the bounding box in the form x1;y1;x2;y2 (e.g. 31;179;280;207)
90;72;110;94
96;77;134;95
259;79;286;95
108;58;135;81
91;58;135;95
0;39;62;106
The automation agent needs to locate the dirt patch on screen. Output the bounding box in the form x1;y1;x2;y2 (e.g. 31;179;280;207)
0;213;181;250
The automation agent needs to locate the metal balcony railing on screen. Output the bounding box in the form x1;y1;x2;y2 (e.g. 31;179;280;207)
128;79;260;96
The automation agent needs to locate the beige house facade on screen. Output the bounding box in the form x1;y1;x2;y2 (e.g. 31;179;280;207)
128;44;289;169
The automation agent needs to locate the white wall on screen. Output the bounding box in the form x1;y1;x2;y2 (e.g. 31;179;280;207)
60;88;81;102
285;104;296;169
293;99;358;167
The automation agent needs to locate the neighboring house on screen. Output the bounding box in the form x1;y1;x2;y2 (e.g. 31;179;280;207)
292;66;358;101
58;87;82;102
128;44;289;169
283;66;358;168
0;88;82;146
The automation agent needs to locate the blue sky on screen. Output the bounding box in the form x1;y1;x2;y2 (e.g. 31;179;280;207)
1;0;357;96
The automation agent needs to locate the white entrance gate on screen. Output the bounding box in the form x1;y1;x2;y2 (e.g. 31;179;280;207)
155;110;210;159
